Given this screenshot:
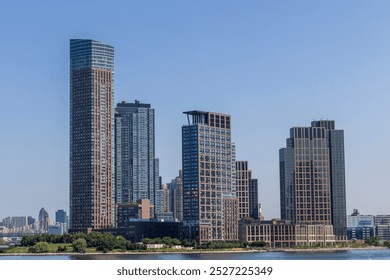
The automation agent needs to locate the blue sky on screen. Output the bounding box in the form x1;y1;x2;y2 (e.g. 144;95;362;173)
0;1;389;220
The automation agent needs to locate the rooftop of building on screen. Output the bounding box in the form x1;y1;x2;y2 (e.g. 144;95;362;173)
117;100;151;108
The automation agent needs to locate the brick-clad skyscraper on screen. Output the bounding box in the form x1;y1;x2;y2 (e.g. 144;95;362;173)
70;39;115;230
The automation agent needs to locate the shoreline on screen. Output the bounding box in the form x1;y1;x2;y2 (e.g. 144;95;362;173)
1;246;388;257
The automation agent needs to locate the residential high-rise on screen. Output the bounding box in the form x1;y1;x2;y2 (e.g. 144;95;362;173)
279;120;347;240
172;170;184;221
114;100;160;210
235;161;259;220
165;170;184;221
182;111;238;242
236;161;250;219
249;178;260;219
117;199;154;227
70;39;115;230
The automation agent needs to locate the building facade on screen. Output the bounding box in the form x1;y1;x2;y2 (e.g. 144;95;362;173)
166;171;184;222
97;221;182;243
249;179;260;219
347;209;374;228
70;39;115;230
173;171;184;221
374;215;390;241
279;120;347;240
347;209;375;240
114;100;160;211
55;210;68;224
239;219;335;247
235;161;250;219
116;199;154;227
38;208;49;233
182;111;238;242
155;184;173;219
48;225;64;235
55;209;68;233
235;161;259;220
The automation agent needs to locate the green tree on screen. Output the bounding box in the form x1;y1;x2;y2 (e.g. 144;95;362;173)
86;232;118;252
28;242;49;253
21;236;37;247
126;242;147;251
143;237;162;244
249;241;267;247
170;238;182;246
114;236;128;250
73;238;87;253
96;234;116;252
383;241;390;248
364;236;381;246
57;245;68;252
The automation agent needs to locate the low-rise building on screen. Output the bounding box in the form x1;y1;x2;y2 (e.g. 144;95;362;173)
48;224;64;235
117;199;154;227
375;225;390;241
145;244;164;249
239;219;335;247
374;214;390;241
347;209;375;240
96;220;182;242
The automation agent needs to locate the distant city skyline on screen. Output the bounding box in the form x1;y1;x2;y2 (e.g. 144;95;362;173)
1;1;390;220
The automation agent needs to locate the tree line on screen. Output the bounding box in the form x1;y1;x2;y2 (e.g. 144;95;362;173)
19;233;267;253
22;232;147;253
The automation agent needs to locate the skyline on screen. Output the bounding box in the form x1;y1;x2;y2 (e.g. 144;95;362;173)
1;1;390;219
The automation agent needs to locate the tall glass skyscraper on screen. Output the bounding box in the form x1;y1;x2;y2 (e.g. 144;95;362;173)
279;120;347;240
114;100;160;209
70;39;115;230
182;111;238;242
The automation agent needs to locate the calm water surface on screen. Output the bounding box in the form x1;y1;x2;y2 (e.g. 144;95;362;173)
1;249;390;260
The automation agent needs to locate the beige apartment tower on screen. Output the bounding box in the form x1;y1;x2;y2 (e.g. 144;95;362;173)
279;121;347;239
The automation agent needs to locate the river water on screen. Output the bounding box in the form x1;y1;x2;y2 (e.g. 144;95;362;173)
1;249;390;260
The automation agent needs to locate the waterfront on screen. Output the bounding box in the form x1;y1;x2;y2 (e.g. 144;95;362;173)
1;248;390;260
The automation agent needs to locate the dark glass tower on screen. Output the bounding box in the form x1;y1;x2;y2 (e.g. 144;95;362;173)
70;39;115;230
313;121;347;239
279;120;347;240
249;178;259;219
55;209;68;224
114;100;160;208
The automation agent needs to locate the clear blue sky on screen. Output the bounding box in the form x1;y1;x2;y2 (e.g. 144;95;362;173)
0;1;389;220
